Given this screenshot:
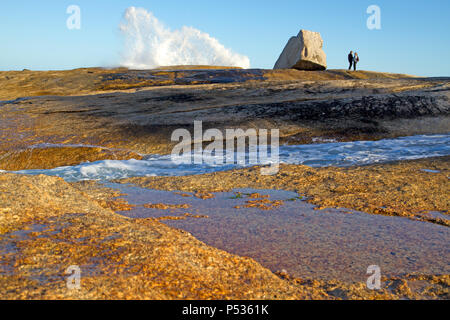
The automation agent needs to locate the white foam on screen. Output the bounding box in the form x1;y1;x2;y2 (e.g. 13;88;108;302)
9;134;450;182
119;7;250;69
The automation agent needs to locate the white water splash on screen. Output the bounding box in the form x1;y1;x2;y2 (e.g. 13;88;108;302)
10;134;450;182
119;7;250;69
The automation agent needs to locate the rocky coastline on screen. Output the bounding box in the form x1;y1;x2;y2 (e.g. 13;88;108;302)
0;67;448;299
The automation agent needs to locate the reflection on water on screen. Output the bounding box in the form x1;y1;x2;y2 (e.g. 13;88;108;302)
111;184;450;283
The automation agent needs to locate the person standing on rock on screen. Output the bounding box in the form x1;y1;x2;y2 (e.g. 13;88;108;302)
348;51;354;70
353;52;360;71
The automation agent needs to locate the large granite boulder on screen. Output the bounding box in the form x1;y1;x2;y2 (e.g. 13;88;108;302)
274;30;327;71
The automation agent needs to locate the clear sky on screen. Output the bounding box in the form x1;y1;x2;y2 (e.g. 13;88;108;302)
1;0;449;76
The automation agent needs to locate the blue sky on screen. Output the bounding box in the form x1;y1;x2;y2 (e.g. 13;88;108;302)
1;0;449;76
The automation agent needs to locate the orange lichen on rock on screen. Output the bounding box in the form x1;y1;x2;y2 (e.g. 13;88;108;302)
0;147;143;171
1;172;448;300
248;193;270;199
194;193;215;200
235;199;285;210
142;203;191;210
119;156;449;226
1;68;448;173
183;213;209;219
0;172;309;299
174;192;193;197
154;216;187;221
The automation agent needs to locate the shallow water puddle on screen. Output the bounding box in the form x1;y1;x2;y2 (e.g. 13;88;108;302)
111;184;450;283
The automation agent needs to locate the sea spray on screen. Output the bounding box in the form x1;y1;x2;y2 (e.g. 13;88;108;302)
119;7;250;69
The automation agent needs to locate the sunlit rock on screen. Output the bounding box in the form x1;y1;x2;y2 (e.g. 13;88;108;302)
274;29;327;71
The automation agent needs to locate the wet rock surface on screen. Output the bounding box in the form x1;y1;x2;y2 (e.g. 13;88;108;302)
0;173;448;299
113;186;449;283
0;174;306;299
119;156;450;227
0;145;143;171
1;67;449;300
0;68;449;170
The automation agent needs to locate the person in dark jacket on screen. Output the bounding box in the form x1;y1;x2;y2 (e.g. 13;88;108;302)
353;52;359;71
348;51;353;70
